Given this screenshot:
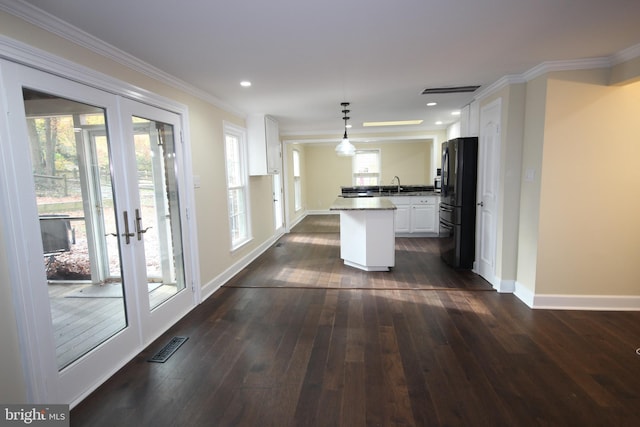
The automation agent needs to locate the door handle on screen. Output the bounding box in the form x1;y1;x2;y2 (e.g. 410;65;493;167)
135;208;152;240
121;211;135;244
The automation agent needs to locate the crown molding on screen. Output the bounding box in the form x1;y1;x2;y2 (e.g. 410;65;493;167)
610;42;640;65
475;57;613;102
474;74;526;101
0;0;245;118
522;57;611;81
0;34;192;115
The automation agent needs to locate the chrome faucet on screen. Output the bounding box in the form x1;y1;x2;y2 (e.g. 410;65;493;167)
391;176;401;193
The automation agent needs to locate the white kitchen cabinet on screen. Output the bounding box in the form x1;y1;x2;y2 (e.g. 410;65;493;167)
387;195;440;236
387;197;411;233
411;199;437;233
247;114;281;175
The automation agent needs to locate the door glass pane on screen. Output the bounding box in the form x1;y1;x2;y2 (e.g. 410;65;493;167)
132;117;186;310
23;88;127;370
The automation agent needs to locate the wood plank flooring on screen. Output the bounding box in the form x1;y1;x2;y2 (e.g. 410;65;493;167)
226;214;492;290
70;215;640;426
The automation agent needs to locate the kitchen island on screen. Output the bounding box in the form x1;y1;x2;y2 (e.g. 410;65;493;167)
329;197;396;271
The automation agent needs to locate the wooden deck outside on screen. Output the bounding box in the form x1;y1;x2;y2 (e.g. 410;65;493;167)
49;282;178;368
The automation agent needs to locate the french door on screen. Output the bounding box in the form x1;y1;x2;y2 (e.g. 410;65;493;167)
0;60;195;405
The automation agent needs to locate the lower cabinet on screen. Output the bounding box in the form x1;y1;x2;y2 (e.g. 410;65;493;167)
388;196;439;236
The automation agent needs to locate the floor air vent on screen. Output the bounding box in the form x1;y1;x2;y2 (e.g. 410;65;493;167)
149;336;188;363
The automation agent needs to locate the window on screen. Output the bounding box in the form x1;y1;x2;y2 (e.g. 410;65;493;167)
293;149;302;211
224;123;251;249
353;149;381;185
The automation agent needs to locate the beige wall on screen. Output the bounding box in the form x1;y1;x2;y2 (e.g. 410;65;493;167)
536;71;640;295
286;139;436;212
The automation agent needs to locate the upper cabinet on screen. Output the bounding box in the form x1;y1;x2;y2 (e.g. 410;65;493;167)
247;114;281;175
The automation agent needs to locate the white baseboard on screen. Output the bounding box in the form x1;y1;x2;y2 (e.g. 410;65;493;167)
514;282;535;308
200;234;280;301
496;279;515;293
306;209;336;215
514;282;640;310
531;294;640;311
474;269;515;293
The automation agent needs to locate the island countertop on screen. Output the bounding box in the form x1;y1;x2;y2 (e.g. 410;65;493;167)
330;197;396;211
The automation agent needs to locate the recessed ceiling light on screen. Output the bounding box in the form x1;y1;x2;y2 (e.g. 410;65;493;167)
426;102;437;106
451;111;461;116
240;81;252;87
362;120;423;127
435;121;443;125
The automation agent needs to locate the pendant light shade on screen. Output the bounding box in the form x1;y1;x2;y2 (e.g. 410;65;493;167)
336;102;356;156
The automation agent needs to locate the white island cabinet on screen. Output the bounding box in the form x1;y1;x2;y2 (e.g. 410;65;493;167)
330;197;396;272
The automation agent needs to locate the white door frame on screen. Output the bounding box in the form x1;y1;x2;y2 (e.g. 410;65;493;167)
476;98;502;289
0;38;200;406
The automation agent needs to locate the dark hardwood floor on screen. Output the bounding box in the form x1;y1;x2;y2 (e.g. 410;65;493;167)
71;215;640;426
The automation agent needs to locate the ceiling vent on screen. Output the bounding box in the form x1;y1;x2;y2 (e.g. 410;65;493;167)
421;85;480;95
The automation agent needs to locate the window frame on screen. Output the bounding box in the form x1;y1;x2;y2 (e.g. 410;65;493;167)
352;149;381;186
223;122;252;250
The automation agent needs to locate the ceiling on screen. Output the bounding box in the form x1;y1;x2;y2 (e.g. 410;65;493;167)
7;0;640;137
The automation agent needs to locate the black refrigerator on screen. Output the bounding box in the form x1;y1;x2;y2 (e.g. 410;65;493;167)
439;137;478;268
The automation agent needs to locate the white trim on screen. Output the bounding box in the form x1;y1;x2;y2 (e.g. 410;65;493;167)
223;121;252;251
0;35;172;111
496;279;515;294
0;1;244;117
531;294;640;311
0;74;43;402
514;281;535;308
200;233;280;300
610;42;640;65
306;209;335;215
513;282;640;311
521;58;611;81
287;211;307;231
475;74;526;101
476;57;614;102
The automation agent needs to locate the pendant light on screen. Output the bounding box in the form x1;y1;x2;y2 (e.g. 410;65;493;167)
335;102;356;156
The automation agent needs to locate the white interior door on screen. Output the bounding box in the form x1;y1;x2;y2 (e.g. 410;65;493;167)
0;60;194;406
476;99;501;287
273;173;284;234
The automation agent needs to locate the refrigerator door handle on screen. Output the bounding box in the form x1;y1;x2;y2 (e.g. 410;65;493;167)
442;147;450;197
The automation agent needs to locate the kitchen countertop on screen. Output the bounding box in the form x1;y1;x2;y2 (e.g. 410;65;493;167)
330;197;397;211
340;185;441;198
340;191;441;197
